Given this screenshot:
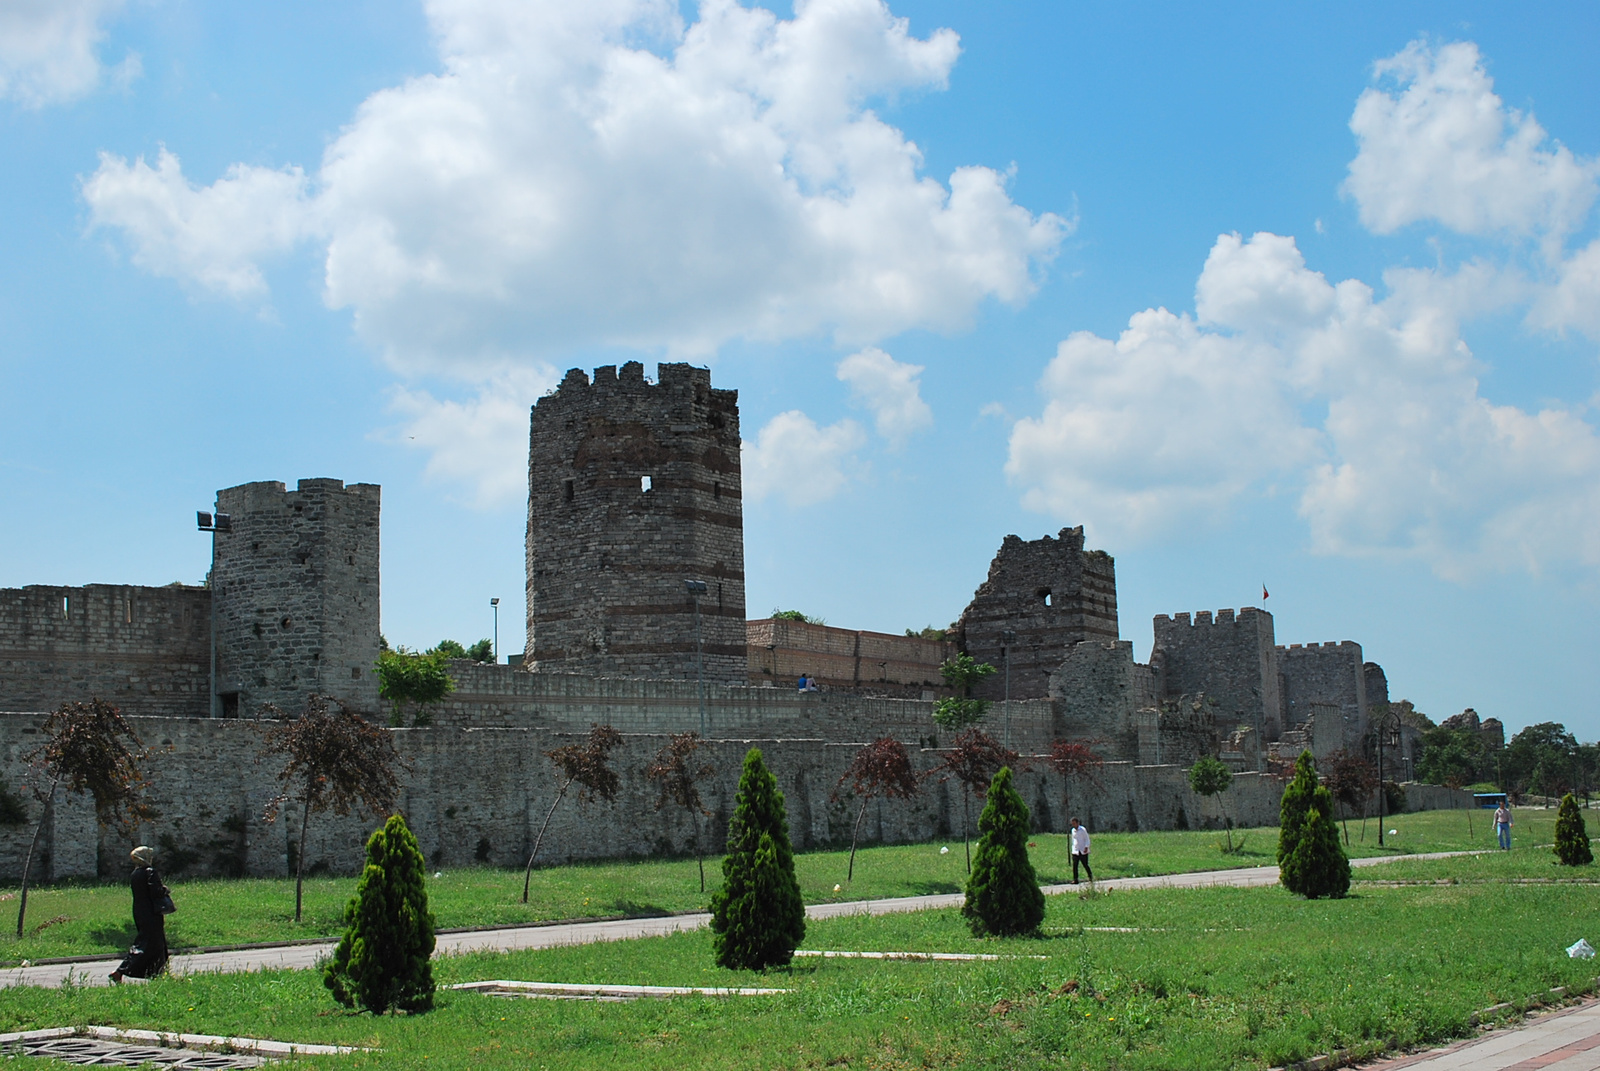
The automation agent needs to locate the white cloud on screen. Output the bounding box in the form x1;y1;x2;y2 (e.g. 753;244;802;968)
0;0;127;107
1529;238;1600;339
742;410;866;507
83;148;317;299
85;0;1068;375
835;346;931;446
1008;231;1600;576
385;366;560;508
1344;40;1599;241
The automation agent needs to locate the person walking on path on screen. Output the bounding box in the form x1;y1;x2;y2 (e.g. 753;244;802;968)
1494;803;1513;850
1070;818;1093;884
109;846;170;983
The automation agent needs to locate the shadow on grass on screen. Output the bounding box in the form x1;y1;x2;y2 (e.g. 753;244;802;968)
87;922;137;948
902;881;963;896
610;900;674;918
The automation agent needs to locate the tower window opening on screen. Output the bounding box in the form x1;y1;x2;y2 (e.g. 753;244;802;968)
62;595;69;618
563;479;575;502
713;482;721;499
1040;589;1053;607
641;475;653;493
125;598;133;624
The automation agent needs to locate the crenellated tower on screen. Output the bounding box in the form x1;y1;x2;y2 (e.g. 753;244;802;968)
524;362;746;682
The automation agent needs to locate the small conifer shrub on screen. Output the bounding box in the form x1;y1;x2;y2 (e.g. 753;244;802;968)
1555;793;1593;866
962;767;1046;937
324;813;436;1014
1277;749;1351;899
1277;750;1318;869
710;748;805;970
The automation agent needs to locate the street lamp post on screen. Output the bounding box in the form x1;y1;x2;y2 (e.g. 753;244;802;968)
1375;709;1401;847
490;598;500;663
1001;630;1016;750
196;509;233;718
685;580;707;734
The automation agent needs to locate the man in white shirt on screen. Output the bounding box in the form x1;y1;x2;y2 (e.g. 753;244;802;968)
1070;818;1092;884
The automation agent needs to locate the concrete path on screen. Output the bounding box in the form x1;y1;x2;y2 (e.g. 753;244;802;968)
0;851;1469;991
1358;999;1600;1071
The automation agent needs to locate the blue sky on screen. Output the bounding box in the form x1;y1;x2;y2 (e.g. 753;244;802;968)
2;1;1597;738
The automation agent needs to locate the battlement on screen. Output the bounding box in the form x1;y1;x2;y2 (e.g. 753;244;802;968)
1151;607;1269;631
553;362;721;398
1278;640;1360;654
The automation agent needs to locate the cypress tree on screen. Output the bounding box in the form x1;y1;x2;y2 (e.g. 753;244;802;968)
324;813;436;1014
710;748;806;970
962;767;1046;937
1555;793;1593;866
1279;787;1351;899
1277;750;1318;871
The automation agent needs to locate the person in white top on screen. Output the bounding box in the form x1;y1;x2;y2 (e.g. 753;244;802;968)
1493;803;1512;850
1070;818;1092;884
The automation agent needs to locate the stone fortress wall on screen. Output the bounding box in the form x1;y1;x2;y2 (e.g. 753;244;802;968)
0;361;1427;881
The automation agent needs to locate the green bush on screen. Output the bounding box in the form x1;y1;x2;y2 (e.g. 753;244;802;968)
962;767;1045;937
1278;750;1350;899
1279;791;1351;899
324;813;436;1014
1277;750;1317;868
710;748;806;970
1554;793;1593;866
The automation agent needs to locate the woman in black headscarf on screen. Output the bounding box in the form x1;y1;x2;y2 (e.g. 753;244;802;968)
109;845;169;982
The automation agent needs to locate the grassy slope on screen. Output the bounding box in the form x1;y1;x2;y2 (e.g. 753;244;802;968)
4;870;1598;1070
0;805;1574;962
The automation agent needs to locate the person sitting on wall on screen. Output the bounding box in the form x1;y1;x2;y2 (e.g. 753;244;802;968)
797;674;808;692
805;674;819;692
1070;818;1093;885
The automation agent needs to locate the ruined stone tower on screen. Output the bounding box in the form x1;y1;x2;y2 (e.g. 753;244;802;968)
524;362;746;682
212;479;381;717
957;526;1119;700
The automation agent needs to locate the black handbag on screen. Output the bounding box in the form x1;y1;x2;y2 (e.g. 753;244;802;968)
158;886;176;915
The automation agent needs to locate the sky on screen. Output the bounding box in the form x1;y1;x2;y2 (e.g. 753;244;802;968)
2;1;1597;740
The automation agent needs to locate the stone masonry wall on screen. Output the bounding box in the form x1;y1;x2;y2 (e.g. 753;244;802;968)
526;363;746;683
0;710;1308;881
1151;608;1282;766
1047;639;1158;762
0;584;211;717
746;618;954;696
958;527;1119;702
212;479;381;718
1277;641;1368;756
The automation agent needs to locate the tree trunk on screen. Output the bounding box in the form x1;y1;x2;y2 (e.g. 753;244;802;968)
847;797;869;882
963;792;972;874
15;776;59;938
522;778;571;903
695;812;705;894
1219;796;1233;853
294;793;311;923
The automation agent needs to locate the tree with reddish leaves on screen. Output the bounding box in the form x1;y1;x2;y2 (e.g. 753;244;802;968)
1047;740;1104;830
17;699;153;937
1323;748;1378;845
928;728;1020;873
646;732;716;892
835;737;921;882
262;695;403;922
523;724;623;903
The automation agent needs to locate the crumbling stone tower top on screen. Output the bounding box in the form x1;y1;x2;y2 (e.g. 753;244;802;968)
212;478;381;718
524;361;746;682
957;526;1119;700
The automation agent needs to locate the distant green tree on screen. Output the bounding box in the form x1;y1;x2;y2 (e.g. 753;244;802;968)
432;639;468;659
464;639;494;663
1416;726;1488;788
962;767;1045;937
1188;756;1236;852
374;648;455;726
324;813;436;1014
904;626;949;641
710;748;806;970
1554;793;1593;866
932;654;997;731
1506;722;1579;798
772;609;825;625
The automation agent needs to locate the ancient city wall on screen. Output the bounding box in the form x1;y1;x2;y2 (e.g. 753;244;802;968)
1153;609;1282;759
0;711;1306;882
745;618;954;696
0;584;211;718
213;479;381;718
1278;641;1368;753
1047;639;1157;762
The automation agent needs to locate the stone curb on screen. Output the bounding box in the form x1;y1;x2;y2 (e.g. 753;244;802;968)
0;1025;363;1056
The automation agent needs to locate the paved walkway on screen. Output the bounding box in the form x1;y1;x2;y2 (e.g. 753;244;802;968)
0;851;1467;991
1357;999;1600;1071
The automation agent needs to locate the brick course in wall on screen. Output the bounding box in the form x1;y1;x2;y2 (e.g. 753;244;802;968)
745;618;954;696
525;362;747;683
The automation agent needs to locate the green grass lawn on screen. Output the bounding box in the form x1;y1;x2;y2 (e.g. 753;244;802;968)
4;858;1598;1070
0;804;1575;964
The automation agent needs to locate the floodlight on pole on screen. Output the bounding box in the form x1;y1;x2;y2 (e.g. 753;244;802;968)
196;508;234;718
490;598;500;663
685;580;708;734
